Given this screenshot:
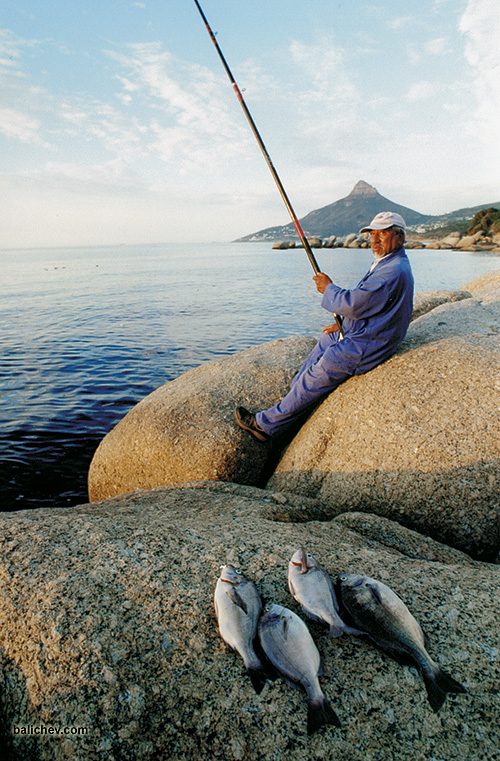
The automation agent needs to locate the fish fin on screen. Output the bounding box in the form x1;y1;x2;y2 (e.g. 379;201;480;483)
247;664;268;695
367;583;383;605
334;580;362;632
301;607;324;624
307;697;341;735
288;578;297;599
328;623;364;638
381;646;417;668
299;546;308;574
325;572;341;614
283;676;303;693
326;589;366;638
422;666;467;713
282;616;290;639
366;637;419;668
227;587;248;614
253;637;280;682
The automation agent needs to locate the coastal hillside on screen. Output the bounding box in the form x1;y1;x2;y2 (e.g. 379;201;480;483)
467;207;500;237
235;180;499;242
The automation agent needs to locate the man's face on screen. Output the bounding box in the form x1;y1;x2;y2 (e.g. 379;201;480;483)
369;227;402;258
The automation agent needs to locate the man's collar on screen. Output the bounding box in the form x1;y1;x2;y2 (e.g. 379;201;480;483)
372;246;405;264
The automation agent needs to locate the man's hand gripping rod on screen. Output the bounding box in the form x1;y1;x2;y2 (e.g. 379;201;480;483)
192;0;343;338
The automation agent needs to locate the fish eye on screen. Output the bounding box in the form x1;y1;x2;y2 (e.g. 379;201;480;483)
339;575;348;581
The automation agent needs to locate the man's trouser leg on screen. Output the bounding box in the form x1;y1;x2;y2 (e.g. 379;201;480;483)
256;334;352;437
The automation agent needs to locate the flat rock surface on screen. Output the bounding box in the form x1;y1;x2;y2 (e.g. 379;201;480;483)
0;483;498;760
88;336;317;502
268;280;500;560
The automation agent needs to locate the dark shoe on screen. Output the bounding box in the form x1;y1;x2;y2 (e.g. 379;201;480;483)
234;407;270;442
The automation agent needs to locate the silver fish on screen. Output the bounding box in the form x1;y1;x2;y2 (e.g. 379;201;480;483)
337;573;466;712
214;564;267;694
258;603;340;734
288;548;361;638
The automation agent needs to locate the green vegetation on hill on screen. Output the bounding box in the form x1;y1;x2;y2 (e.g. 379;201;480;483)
467;207;500;236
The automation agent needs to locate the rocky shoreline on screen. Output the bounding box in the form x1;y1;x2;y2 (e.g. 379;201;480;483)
272;229;500;252
1;270;500;759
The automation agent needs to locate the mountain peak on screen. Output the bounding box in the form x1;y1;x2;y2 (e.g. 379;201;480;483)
348;180;379;198
236;182;498;242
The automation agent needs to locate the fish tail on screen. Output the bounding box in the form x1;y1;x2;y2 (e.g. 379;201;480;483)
307;696;341;734
422;664;467;712
247;663;268;695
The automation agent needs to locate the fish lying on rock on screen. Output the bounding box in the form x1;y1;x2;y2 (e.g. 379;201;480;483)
214;564;267;694
258;603;341;734
336;573;467;712
288;548;362;638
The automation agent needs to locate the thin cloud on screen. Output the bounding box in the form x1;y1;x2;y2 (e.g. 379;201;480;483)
424;37;448;55
405;43;422;66
406;80;439;101
0;34;253;190
285;37;362;158
407;37;449;66
0;28;40;76
37;157;141;191
0;29;23;72
105;42;252;171
0;106;44;143
459;0;500;151
388;16;418;31
289;39;358;105
0;31;52;147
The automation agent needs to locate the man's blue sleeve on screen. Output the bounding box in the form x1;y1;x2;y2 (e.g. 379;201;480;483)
321;271;400;320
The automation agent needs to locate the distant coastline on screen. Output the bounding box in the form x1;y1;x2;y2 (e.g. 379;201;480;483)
269;225;500;253
236;180;500;246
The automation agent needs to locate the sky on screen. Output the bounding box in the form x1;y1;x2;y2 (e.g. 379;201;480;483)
1;0;499;248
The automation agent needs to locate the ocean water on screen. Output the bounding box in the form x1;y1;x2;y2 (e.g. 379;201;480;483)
2;241;500;511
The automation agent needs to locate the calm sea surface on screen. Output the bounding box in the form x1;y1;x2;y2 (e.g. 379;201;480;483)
2;241;500;511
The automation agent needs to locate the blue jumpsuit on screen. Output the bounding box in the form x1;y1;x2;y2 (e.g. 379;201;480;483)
256;247;414;436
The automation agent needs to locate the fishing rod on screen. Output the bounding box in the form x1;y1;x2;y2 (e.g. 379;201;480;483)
192;0;343;337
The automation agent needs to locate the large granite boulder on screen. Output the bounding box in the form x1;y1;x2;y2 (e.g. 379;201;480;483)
0;482;498;760
268;273;500;560
455;232;485;249
411;289;471;320
88;286;474;506
439;232;462;248
462;268;500;301
88;336;316;502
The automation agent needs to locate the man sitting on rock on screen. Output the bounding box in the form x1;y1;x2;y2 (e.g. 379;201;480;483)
234;211;414;441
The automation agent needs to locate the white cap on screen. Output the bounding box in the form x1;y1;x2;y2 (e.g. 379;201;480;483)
360;211;406;233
